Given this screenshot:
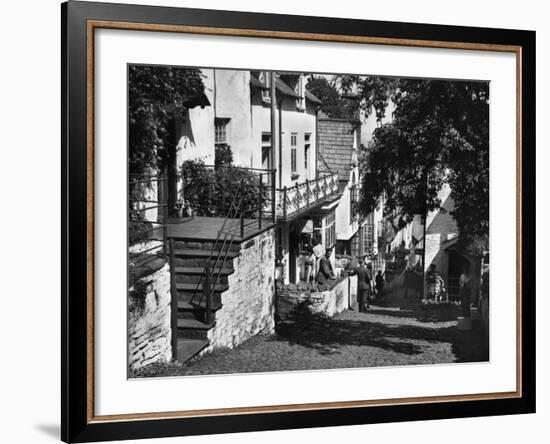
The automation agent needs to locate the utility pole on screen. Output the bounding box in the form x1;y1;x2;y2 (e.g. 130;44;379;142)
269;71;278;189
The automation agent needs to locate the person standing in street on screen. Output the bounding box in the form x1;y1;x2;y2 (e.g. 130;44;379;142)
375;270;385;299
351;256;373;312
425;264;446;302
459;264;473;317
311;236;324;281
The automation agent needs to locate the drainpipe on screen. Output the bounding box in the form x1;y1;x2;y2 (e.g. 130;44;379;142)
278;96;283;190
270;71;277;184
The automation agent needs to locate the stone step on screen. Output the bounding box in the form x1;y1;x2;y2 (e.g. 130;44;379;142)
172;251;238;269
174;249;239;259
176;282;228;293
176;338;209;363
177;318;215;330
176;274;228;285
174;266;234;275
177;310;199;320
172;239;241;253
178;298;222;312
178;290;222;304
177;318;215;339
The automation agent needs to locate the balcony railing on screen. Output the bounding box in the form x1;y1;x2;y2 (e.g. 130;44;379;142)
276;172;339;220
181;164;276;236
128;174;168;285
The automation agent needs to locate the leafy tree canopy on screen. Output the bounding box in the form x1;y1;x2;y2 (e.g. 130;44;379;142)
306;75;359;121
342;76;489;246
129;65;206;176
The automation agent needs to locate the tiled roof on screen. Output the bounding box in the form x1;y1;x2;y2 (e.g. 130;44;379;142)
317;119;358;183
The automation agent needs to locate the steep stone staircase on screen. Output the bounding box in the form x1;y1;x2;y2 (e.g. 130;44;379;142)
170;237;240;363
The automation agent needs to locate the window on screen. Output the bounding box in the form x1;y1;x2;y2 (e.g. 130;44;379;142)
325;210;336;248
351;226;363;257
261;132;272;170
290;133;298;174
214;118;230;146
364;222;374;254
295;76;305;109
304;133;311;170
312;216;323;245
259;71;271;102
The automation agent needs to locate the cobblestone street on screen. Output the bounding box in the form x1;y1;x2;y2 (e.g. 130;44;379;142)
133;288;489;378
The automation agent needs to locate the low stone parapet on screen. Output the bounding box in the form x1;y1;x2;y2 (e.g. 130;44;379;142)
206;229;277;350
277;276;357;321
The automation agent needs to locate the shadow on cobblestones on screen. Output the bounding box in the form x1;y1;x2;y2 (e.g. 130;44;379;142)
274;312;446;356
366;305;461;323
274;306;487;363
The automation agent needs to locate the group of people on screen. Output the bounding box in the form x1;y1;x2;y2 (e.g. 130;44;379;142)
304;239;336;285
409;263;475;318
348;257;385;313
305;240;475;318
351;259;475;317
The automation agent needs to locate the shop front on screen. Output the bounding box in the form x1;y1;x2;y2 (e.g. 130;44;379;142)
276;203;339;285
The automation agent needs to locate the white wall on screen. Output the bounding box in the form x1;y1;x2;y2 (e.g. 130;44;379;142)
252;90;317;188
2;2;548;444
176;68;216;165
424;183;459;273
335;166;359;241
213;69;256;167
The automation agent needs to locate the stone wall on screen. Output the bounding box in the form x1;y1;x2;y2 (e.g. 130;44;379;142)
128;263;172;371
277;276;356;320
207;229;276;349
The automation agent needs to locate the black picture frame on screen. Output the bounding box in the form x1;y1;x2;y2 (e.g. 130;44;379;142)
61;1;536;442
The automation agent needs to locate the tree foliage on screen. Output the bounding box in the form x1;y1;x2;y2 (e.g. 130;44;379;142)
128;65;206;176
181;160;266;219
306;75;359;120
346;76;489;245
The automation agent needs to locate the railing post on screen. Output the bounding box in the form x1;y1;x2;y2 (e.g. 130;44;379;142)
168;238;178;361
305;179;310;208
204;264;212;324
161;176;169;257
240;191;245;239
283;186;288;219
271;169;276;222
258;174;263;230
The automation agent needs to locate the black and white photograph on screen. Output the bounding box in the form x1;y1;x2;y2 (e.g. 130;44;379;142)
127;65;490;378
0;0;543;442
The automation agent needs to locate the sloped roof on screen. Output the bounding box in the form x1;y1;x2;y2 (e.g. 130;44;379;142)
250;74;269;90
249;73;299;98
249;73;322;104
164;93;210;111
275;77;301;98
305;90;322;105
317;118;357;184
